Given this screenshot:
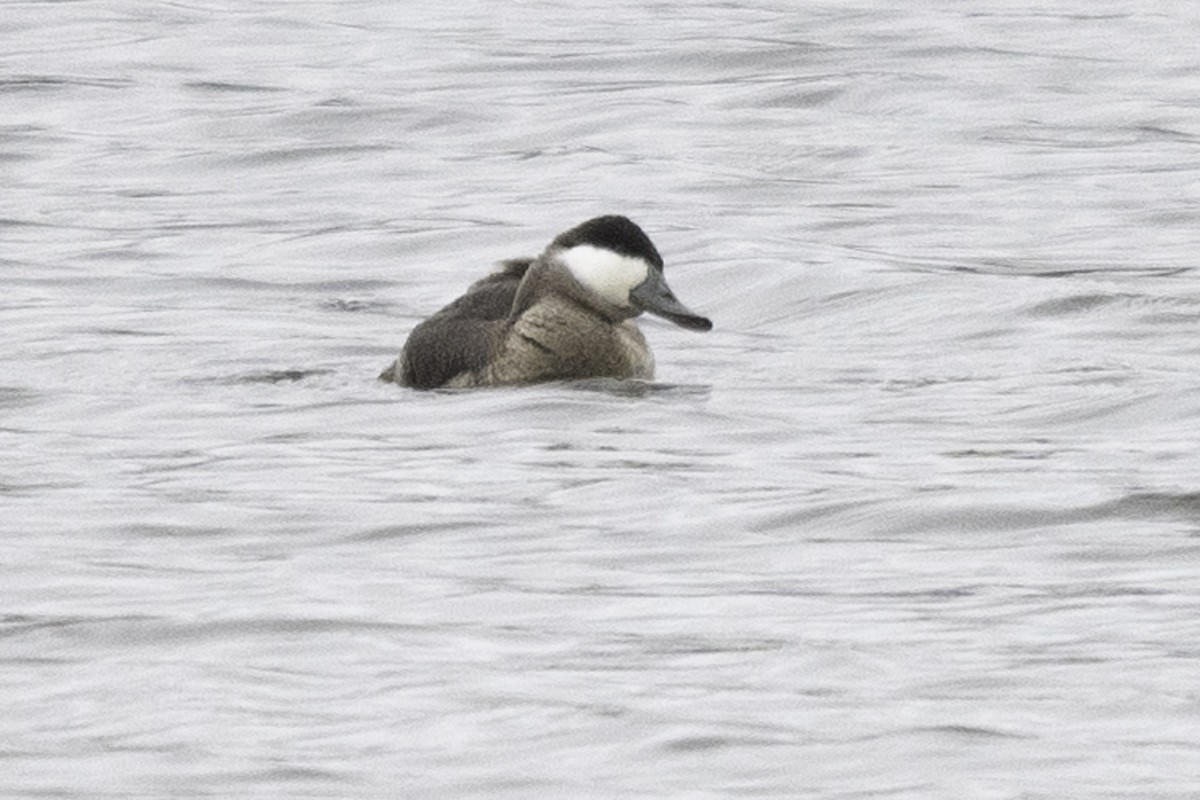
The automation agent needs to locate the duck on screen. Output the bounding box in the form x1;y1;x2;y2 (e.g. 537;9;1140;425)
379;215;711;389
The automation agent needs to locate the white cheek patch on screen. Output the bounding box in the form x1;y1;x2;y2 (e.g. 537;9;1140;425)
561;245;650;309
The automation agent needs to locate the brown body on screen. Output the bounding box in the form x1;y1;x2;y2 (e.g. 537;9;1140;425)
379;259;653;389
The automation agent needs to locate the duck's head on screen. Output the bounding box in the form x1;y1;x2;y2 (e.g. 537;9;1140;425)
549;215;713;332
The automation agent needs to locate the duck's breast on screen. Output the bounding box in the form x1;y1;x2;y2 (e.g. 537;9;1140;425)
470;297;653;386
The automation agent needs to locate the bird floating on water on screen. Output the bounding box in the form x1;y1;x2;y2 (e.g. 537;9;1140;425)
379;215;712;389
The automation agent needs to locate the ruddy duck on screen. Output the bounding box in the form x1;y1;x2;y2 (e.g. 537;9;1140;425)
379;215;711;389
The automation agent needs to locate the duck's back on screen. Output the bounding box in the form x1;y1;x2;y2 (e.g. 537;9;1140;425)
384;260;530;389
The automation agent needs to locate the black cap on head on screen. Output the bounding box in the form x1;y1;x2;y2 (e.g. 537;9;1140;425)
551;215;664;270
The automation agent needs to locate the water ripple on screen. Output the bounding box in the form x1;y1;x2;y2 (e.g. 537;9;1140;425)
4;1;1200;797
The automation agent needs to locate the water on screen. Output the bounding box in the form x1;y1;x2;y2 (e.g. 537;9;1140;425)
3;1;1200;797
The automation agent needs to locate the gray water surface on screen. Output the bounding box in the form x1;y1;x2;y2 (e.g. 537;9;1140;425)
4;2;1200;798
